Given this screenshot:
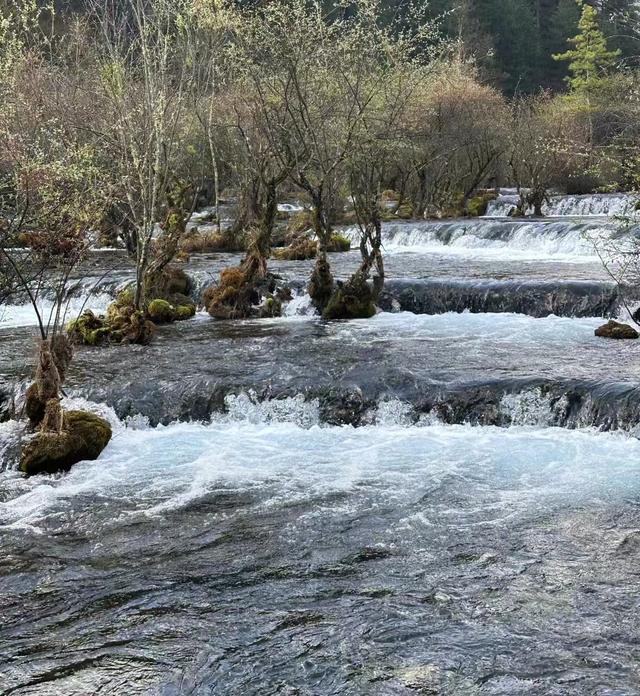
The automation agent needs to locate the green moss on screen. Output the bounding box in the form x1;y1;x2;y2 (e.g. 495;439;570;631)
20;409;112;476
86;327;111;345
465;192;498;217
67;310;109;346
68;303;155;347
114;286;135;308
259;295;282;318
147;298;175;324
174;304;196;320
395;203;414;219
327;233;351;252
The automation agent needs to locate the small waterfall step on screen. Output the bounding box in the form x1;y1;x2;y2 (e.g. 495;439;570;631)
486;191;639;218
379;278;621;318
2;312;637;432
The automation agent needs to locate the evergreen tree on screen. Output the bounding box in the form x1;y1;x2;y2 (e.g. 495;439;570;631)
553;0;621;97
542;0;582;89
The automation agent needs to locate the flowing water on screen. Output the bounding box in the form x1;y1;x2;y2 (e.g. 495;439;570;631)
2;194;640;695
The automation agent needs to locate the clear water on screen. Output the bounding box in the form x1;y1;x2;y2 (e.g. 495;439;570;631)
2;196;639;695
2;421;640;694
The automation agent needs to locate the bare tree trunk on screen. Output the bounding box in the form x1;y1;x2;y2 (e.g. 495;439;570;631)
242;177;278;282
307;188;336;312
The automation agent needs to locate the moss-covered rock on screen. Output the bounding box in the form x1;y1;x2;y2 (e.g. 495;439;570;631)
259;294;282;318
147;298;175;324
465;192;498;217
20;409;112;476
395;202;414;220
323;277;376;320
594;320;639;339
67;310;111;346
67;305;155;347
174;304;196;320
273;237;317;260
327;233;351;252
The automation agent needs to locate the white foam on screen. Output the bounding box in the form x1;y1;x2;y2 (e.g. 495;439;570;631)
1;422;639;529
486;192;639;218
341;220;608;261
283;292;317;318
334;311;606;344
0;293;113;329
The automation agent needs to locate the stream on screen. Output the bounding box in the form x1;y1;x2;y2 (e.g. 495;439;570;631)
1;192;640;695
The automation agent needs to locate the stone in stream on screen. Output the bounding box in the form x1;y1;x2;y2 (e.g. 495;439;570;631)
594;320;639;340
20;410;112;476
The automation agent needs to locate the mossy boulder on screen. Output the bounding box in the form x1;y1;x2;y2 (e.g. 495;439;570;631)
465;192;498;217
20;409;112;476
323;277;376;320
259;294;282;318
68;305;155;346
67;310;111;346
594;320;639;339
147;299;175;324
395;202;414;220
273;237;317;260
327;233;351;252
174;304;196;320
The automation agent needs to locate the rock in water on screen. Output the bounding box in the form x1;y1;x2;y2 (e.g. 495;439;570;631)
20;410;112;476
594;320;639;340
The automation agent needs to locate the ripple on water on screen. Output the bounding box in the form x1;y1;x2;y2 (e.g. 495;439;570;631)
1;423;640;693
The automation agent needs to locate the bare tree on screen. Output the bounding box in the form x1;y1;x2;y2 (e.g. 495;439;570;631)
90;0;199;308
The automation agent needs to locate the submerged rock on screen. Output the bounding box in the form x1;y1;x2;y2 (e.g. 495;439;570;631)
20;409;112;476
594;320;639;340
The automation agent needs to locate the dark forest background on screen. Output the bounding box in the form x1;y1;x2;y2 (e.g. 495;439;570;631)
52;0;640;95
401;0;640;94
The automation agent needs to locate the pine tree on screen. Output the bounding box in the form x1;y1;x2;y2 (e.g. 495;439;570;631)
553;0;620;96
542;0;581;89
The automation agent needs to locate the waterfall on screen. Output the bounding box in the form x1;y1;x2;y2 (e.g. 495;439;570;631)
485;192;639;218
